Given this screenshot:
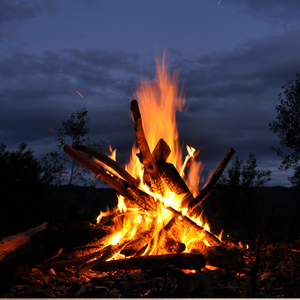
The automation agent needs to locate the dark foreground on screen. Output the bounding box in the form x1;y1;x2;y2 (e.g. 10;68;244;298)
1;238;300;298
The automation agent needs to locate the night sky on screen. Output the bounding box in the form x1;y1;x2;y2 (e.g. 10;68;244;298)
1;0;300;187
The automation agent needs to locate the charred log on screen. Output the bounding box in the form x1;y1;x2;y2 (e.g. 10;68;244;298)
157;162;194;208
143;138;171;187
152;138;171;163
120;230;153;257
92;253;206;272
77;240;132;274
165;206;222;246
64;144;133;200
163;235;186;254
185;147;235;215
127;187;157;212
131;100;165;195
73;145;139;188
0;222;48;261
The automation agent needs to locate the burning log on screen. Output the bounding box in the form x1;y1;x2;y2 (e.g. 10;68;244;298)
64;144;133;200
165;206;222;246
148;217;176;253
131;99;165;195
152;138;171;163
163;235;186;254
91;253;206;272
143;138;171;186
127;187;157;211
141;218;177;256
77;239;132;274
126;185;223;247
73;145;139;188
157;162;195;208
121;230;153;257
184;147;235;215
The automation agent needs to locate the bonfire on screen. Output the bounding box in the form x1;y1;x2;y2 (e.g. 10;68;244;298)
1;55;262;298
61;55;238;272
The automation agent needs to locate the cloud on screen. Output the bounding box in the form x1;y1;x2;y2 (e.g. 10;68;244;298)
0;0;39;24
0;26;299;186
0;0;60;42
225;0;300;23
182;30;299;93
0;48;144;155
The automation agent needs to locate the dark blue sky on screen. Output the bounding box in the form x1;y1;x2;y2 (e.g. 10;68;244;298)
1;0;300;187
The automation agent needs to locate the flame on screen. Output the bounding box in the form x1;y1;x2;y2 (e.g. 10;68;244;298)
132;53;185;171
108;145;116;161
96;53;221;260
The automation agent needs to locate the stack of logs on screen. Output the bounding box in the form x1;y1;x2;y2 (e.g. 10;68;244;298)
0;99;239;277
62;99;236;271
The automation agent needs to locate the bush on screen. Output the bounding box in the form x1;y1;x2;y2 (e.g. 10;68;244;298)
0;143;52;236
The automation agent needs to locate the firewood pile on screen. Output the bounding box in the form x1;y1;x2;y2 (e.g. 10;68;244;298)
63;99;235;251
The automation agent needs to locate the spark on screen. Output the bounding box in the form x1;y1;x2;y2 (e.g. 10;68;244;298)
48;127;55;133
76;91;83;97
218;0;222;4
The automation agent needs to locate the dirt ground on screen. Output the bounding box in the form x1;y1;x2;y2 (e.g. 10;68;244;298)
1;237;299;298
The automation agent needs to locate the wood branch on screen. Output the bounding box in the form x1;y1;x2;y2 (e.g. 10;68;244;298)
127;186;157;212
120;230;153;257
152;138;171;163
143;217;177;256
157;162;195;207
126;185;222;247
131;100;165;195
165;206;222;246
0;222;48;261
143;138;171;187
35;251;99;271
163;235;186;254
192;245;244;270
185;147;235;214
181;146;206;180
92;253;206;272
73;145;139;188
64;144;133;200
77;240;131;274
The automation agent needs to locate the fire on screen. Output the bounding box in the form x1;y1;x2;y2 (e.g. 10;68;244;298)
96;53;218;259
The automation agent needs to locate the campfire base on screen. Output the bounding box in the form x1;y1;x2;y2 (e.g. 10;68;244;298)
1;221;300;297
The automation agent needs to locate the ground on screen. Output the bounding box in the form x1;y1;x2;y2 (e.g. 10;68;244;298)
1;238;300;298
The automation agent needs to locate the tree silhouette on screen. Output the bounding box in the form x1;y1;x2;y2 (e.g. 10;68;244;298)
43;107;104;186
269;71;300;187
